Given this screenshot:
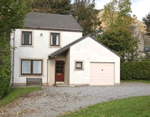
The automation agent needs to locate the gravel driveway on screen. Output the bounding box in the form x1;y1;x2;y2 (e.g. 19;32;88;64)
1;83;150;117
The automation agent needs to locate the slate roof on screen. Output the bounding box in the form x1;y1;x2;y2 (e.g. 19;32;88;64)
24;12;83;32
49;35;120;58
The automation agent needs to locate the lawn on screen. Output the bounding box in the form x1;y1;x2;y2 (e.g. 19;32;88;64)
121;80;150;84
63;96;150;117
0;87;42;107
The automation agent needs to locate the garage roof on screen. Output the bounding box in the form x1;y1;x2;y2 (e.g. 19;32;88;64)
24;12;83;32
49;35;121;59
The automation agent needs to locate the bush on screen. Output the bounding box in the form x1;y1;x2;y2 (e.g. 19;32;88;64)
0;38;11;99
121;61;150;80
0;0;31;99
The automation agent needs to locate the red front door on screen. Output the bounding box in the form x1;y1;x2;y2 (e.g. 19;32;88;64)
55;61;65;82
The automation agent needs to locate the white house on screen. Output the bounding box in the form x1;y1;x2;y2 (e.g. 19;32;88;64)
11;12;120;86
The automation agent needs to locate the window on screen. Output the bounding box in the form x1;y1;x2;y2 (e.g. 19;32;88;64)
75;62;83;69
56;61;65;73
50;33;60;46
22;31;32;45
21;59;42;75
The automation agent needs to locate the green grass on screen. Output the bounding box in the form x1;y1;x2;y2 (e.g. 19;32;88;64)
121;80;150;84
63;96;150;117
0;87;42;107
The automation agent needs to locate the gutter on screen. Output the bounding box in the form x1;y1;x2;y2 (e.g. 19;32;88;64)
25;26;83;32
12;30;15;86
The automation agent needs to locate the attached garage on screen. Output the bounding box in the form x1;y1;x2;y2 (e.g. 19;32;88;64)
68;35;120;86
49;35;120;86
90;63;115;85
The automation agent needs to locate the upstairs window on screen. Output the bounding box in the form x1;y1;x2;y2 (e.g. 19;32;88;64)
22;31;32;45
50;33;60;46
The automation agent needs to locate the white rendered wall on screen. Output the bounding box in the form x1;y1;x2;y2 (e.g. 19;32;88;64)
69;37;120;85
11;29;82;84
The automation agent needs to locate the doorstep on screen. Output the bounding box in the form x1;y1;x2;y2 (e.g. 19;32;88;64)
55;82;69;87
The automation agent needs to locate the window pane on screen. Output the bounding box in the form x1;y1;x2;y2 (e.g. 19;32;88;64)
52;34;56;45
33;61;42;74
56;66;59;69
22;32;31;45
56;62;60;65
51;33;59;45
76;62;82;68
60;66;63;69
56;35;59;45
60;62;64;65
22;61;31;74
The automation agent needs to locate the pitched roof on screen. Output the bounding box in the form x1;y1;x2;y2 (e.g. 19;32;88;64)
49;35;120;58
24;12;83;32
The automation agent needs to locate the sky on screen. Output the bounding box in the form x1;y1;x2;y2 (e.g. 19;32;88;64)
95;0;150;21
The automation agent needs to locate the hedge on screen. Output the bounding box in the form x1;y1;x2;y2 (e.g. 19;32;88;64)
121;61;150;80
0;39;11;99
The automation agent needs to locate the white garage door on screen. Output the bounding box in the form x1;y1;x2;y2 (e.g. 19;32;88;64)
90;63;115;85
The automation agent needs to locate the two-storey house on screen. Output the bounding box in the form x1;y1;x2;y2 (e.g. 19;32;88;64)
11;12;120;86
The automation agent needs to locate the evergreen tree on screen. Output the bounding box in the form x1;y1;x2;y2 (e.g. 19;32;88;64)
32;0;71;14
0;0;32;35
0;0;31;99
72;1;101;36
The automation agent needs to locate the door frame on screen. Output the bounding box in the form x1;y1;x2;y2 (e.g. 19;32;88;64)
55;60;65;82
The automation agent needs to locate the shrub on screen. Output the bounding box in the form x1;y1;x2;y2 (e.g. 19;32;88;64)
0;0;31;99
0;39;11;99
121;61;150;80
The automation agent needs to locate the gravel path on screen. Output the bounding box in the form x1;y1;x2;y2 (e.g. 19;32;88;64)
1;83;150;117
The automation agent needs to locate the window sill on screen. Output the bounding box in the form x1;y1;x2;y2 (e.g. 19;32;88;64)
74;69;84;71
19;74;44;77
49;46;61;48
20;45;33;47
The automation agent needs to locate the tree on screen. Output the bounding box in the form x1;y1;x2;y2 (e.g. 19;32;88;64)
32;0;100;35
0;0;32;36
0;0;32;99
97;0;138;61
72;1;101;36
32;0;72;14
143;13;150;36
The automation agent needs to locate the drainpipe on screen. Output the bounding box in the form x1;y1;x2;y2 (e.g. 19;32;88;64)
54;57;57;86
12;30;15;86
47;58;49;85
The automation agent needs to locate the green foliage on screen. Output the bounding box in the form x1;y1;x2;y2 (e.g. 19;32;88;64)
0;0;32;33
102;0;134;29
0;38;11;99
32;0;71;14
0;0;32;99
97;0;138;61
63;96;150;117
121;80;150;84
0;87;42;106
121;61;150;80
72;2;101;36
97;28;139;61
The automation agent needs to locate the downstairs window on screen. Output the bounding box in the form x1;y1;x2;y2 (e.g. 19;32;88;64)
21;59;43;75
